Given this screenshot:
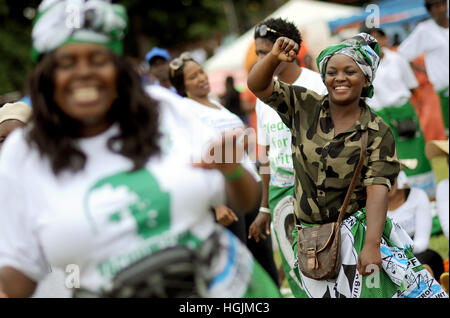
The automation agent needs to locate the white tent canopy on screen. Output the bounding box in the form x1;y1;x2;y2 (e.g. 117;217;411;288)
204;0;360;75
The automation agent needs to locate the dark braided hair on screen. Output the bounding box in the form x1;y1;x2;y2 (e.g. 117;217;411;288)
26;51;161;175
254;17;302;49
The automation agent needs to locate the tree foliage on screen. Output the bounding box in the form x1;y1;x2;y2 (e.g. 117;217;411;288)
0;0;288;96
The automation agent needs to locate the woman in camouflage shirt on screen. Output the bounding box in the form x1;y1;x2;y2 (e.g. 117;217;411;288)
248;33;448;298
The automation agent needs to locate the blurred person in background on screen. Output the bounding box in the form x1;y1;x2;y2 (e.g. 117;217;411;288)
386;161;444;280
398;0;449;137
169;52;280;287
363;26;436;198
145;47;175;92
220;75;247;123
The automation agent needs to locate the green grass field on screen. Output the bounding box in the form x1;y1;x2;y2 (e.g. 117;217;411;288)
429;234;449;260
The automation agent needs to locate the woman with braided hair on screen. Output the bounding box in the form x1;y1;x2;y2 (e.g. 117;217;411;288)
248;32;447;298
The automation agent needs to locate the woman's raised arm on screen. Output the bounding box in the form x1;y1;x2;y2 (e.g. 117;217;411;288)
247;37;298;100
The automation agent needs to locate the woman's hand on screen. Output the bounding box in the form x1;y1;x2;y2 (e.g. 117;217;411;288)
214;205;239;227
357;241;382;276
271;37;299;63
192;128;245;175
247;36;297;99
192;128;261;214
0;267;36;297
359;184;388;276
248;211;272;243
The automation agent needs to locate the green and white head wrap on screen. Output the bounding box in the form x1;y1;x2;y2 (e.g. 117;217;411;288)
31;0;128;63
316;33;380;98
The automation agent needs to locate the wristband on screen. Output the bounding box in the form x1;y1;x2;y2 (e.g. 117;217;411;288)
223;164;244;181
259;207;271;214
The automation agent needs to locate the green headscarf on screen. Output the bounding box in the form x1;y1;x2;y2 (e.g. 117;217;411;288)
316;33;380;98
31;0;128;63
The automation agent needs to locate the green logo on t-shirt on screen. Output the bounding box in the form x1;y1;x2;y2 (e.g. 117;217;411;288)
85;169;171;239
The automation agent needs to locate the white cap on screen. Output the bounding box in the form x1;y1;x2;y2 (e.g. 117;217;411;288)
0;102;32;124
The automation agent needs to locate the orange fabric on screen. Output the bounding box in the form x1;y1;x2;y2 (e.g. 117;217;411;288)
245;41;257;75
444;259;448;273
390;47;446;142
409;55;447;142
297;42;310;68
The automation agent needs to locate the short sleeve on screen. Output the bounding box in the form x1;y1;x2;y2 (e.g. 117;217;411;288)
363;127;400;190
0;155;50;282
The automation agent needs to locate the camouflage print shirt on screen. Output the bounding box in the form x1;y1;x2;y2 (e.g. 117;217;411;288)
261;80;400;224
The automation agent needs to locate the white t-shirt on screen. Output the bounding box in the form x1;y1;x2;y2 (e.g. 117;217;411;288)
256;67;327;187
368;48;418;111
398;19;449;91
0;88;256;296
436;178;449;239
182;96;260;182
387;187;432;254
183;97;244;133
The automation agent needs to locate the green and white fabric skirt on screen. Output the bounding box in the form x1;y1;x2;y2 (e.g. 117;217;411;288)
291;210;448;298
269;185;303;297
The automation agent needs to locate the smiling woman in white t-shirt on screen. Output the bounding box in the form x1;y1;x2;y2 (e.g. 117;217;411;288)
168;53;254;232
0;0;281;298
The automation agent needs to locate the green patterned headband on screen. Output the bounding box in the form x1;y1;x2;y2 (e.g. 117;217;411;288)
316;33;380;98
31;0;128;63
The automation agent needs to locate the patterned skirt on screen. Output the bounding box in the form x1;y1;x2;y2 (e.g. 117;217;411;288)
291;210;448;298
269;185;303;297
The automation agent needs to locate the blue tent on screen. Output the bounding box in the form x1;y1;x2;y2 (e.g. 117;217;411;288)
328;0;430;34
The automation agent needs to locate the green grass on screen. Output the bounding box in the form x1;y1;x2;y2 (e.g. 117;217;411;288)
429;233;449;260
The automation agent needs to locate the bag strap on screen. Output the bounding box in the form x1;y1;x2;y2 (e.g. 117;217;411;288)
336;130;369;226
